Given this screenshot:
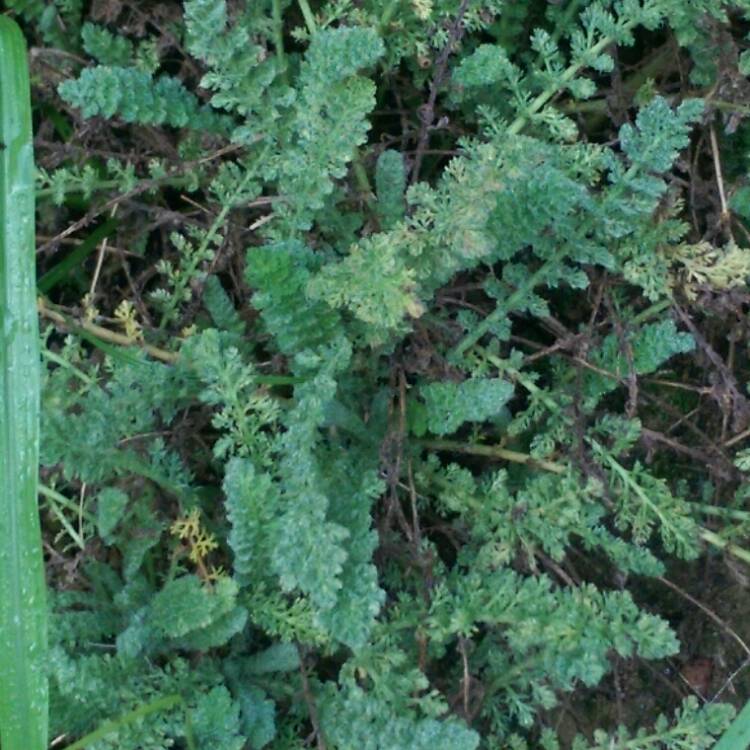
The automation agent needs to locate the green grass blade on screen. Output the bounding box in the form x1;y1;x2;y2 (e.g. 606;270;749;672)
714;699;750;750
0;17;48;750
63;694;195;750
37;216;118;293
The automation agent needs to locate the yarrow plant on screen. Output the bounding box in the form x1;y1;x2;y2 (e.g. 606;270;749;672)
5;0;750;747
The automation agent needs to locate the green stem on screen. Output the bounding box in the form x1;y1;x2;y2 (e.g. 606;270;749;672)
556;45;675;118
530;0;587;75
419;438;566;474
482;352;750;565
297;0;317;35
549;0;586;47
41;348;97;385
63;693;195;750
272;0;288;84
700;528;750;565
691;504;750;523
507;31;621;136
711;99;750;119
37;484;94;549
449;258;556;359
35;174;192;200
37;217;118;294
379;0;401;29
352;152;378;218
597;446;673;530
630;298;672;326
39;299;305;385
39;484;97;525
158;169;257;330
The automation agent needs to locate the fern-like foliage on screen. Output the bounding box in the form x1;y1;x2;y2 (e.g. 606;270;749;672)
246;240;342;355
320;681;480;750
223;457;278;586
375;149;406;230
202;274;247;343
418;377;514;435
80;22;134;66
37;1;750;748
264;26;384;232
184;0;284;121
181;328;281;462
582;319;695;408
58;66;230;132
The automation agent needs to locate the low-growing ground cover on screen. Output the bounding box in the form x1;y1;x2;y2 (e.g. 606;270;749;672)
3;0;750;748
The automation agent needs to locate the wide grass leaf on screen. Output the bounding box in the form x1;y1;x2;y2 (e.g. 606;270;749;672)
0;16;47;750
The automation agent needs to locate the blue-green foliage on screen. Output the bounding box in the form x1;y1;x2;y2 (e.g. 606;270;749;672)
420;377;514;435
58;66;229;132
320;682;480;750
184;0;284;122
271;354;356;615
39;1;745;748
7;0;82;48
48;570;262;749
266;27;384;232
314;450;385;648
619;98;705;175
420;457;665;577
202;275;246;342
181;328;281;462
223;458;277;586
602;97;705;296
375;149;406;229
583;319;695;406
41;352;194;487
246;241;341;354
80;23;134;66
96;487;129;542
423;569;678;732
118;575;247;657
192;686;246;750
218;341;383;648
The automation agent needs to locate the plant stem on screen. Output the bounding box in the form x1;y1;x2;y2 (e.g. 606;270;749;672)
630;298;672;326
272;0;288;84
39;484;97;526
352;152;378;218
37;217;118;294
35;175;192;200
700;528;750;565
418;438;566;474
449;257;556;359
507;31;619;136
38;298;305;387
63;694;193;750
297;0;317;35
379;0;401;29
158;169;258;330
41;348;97;385
692;504;750;522
480;351;750;565
39;298;179;363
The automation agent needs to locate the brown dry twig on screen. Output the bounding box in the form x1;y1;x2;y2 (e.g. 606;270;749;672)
37;144;249;255
296;644;327;750
410;0;472;184
658;575;750;658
